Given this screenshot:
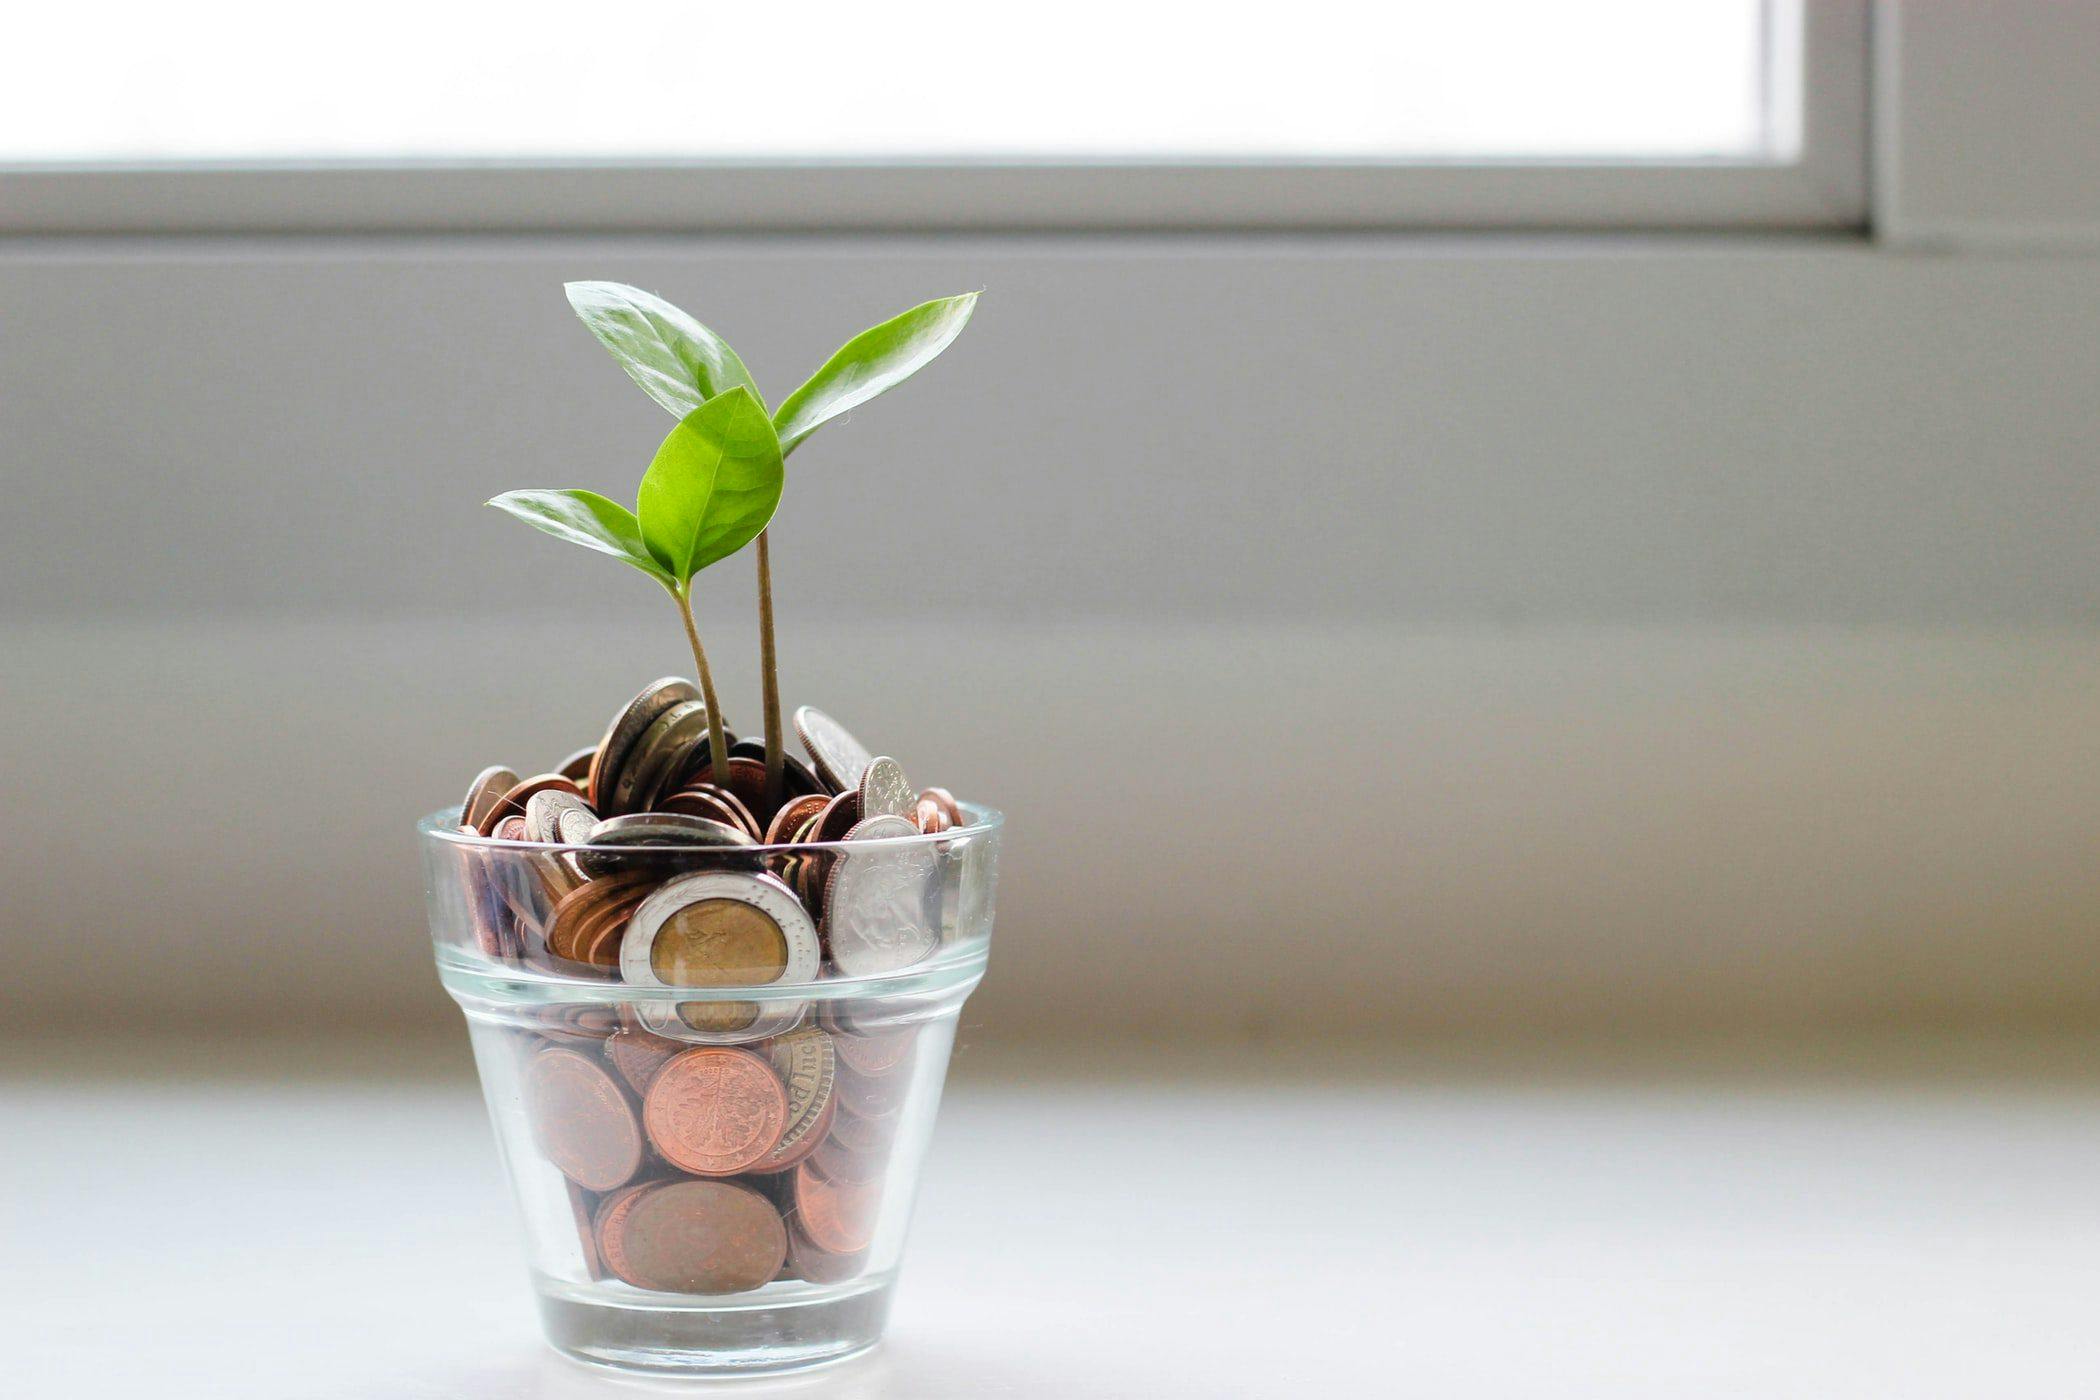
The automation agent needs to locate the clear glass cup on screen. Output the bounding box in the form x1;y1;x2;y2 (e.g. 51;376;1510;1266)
419;803;1002;1376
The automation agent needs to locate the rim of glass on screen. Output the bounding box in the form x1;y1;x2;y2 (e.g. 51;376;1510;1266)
419;799;1002;856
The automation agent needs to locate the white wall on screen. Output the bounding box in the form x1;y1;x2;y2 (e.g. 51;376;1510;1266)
4;236;2098;1039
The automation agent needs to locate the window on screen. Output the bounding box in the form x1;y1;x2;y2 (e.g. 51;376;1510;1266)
0;0;1866;232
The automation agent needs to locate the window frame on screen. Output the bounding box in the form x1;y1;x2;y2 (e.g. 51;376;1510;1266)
0;1;1867;236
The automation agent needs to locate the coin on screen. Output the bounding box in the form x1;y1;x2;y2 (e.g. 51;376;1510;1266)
607;1027;686;1095
579;811;753;876
794;706;874;795
810;790;863;844
462;765;520;831
784;1222;865;1283
912;794;953;834
610;700;716;815
556;745;597;784
824;815;939;976
642;1047;789;1176
617;1179;787;1295
593;1178;664;1288
684;757;773;824
754;1027;838;1174
525;1046;644;1192
478;772;586;836
525;789;597;846
658;785;762;839
859;756;913;821
834;1056;909;1119
834;1026;916;1077
763;793;831;847
587;678;699;813
546;872;656;962
810;1137;887;1185
620;871;820;989
729;738;826;799
919;787;963;826
793;1161;881;1255
568;1181;605;1280
827;1101;898;1155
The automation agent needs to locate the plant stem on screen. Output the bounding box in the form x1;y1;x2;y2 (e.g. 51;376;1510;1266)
755;529;785;809
672;584;732;789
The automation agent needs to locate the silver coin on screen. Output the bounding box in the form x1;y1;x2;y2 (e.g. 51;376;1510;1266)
586;812;753;847
461;765;520;830
524;789;597;845
610;700;712;814
823;814;940;976
858;756;913;821
794;705;874;795
587;677;697;812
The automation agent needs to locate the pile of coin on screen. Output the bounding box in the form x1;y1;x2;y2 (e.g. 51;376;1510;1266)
451;678;969;1294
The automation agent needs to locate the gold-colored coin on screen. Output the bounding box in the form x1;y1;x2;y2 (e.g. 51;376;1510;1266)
650;898;790;986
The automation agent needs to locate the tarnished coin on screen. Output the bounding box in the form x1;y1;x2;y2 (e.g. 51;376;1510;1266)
620;871;820;989
462;765;520;831
580;811;753;876
793;1161;882;1255
729;738;826;799
642;1047;789;1176
607;1027;687;1095
478;772;586;836
593;1178;666;1288
588;678;699;813
556;745;597;785
824;815;939;976
545;871;656;962
794;706;874;795
810;791;863;844
659;785;762;840
912;794;953;834
918;787;963;826
859;757;913;821
754;1027;838;1174
610;700;715;815
568;1180;605;1280
764;793;831;847
525;789;598;846
525;1047;644;1192
617;1179;787;1295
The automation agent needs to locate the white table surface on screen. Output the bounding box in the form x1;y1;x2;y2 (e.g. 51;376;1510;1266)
6;1032;2099;1399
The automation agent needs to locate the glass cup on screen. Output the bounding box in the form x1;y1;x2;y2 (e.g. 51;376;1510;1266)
419;802;1002;1376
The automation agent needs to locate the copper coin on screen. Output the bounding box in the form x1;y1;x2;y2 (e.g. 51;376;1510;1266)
478;773;585;836
612;700;715;815
827;1101;898;1155
919;787;963;826
913;795;953;835
683;757;773;823
492;814;528;842
525;1047;644;1192
568;1180;605;1280
752;1027;837;1174
587;677;699;814
730;739;825;801
607;1027;686;1095
593;1178;663;1288
834;1026;916;1078
642;1047;789;1176
546;872;656;962
810;790;862;844
784;1222;866;1284
764;793;831;847
793;1161;882;1255
462;765;520;831
557;745;597;784
579;897;645;968
617;1179;787;1295
659;784;762;840
810;1137;887;1185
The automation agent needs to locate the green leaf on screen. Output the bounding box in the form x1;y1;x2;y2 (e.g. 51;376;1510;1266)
486;488;673;585
637;387;785;584
773;292;979;456
564;281;763;420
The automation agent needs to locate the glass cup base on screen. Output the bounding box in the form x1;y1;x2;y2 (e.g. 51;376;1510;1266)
535;1273;896;1376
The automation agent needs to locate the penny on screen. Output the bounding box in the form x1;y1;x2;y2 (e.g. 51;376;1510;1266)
621;871;820;990
729;738;825;799
913;794;953;834
764;793;831;847
824;814;939;976
919;787;963;826
834;1026;916;1077
593;1178;664;1288
785;1222;865;1283
754;1026;838;1174
568;1181;605;1280
607;1027;686;1095
479;772;587;836
587;677;698;813
682;757;773;823
794;706;874;795
556;745;597;784
642;1047;789;1176
793;1161;882;1255
525;1047;644;1192
525;789;597;846
810;790;863;845
810;1136;887;1185
827;1101;898;1155
658;785;761;839
859;756;913;821
611;700;715;815
546;872;656;962
579;898;643;968
462;765;520;831
617;1179;787;1295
